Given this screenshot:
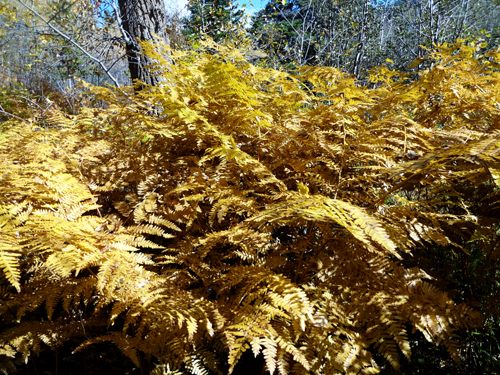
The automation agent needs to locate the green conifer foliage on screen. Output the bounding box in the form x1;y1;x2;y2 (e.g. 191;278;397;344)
183;0;244;43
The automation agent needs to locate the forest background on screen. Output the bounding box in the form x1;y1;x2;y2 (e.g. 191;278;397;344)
1;0;500;374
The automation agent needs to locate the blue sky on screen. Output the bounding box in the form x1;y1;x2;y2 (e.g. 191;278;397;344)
167;0;268;17
239;0;268;15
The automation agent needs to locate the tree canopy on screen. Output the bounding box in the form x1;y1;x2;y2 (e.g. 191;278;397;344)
250;0;500;76
183;0;245;43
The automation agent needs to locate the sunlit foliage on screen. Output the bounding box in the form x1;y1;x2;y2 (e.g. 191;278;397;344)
1;39;499;374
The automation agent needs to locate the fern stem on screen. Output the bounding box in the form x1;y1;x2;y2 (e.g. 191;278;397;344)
86;267;98;279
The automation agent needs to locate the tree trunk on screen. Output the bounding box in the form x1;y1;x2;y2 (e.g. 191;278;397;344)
117;0;170;87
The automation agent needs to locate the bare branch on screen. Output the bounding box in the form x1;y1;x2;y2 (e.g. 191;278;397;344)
109;0;132;45
16;0;121;87
0;104;31;124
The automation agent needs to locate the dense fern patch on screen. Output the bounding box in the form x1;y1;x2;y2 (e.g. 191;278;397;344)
1;40;499;374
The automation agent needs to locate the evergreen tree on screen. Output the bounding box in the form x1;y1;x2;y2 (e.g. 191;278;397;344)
251;0;500;76
249;0;324;68
183;0;244;43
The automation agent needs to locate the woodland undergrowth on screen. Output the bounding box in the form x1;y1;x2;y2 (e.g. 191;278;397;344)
1;40;499;374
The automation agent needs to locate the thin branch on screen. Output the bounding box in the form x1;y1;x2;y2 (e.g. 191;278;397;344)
16;0;121;87
0;104;31;124
107;53;128;71
109;0;132;45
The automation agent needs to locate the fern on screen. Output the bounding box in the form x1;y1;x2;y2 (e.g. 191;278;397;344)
0;39;498;373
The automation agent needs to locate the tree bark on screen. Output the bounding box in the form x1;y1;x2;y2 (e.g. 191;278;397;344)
117;0;170;87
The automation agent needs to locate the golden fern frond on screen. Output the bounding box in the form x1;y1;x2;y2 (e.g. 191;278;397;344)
150;363;184;375
203;136;286;192
374;338;400;371
2;39;498;375
249;194;398;257
128;224;176;238
0;236;21;293
148;214;182;231
262;337;278;374
403;279;482;361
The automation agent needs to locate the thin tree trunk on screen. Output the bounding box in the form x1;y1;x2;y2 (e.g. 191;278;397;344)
117;0;170;88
